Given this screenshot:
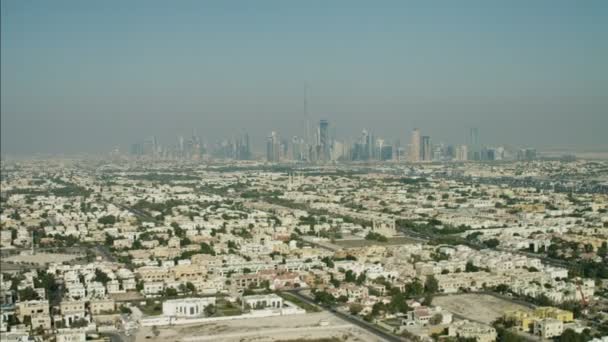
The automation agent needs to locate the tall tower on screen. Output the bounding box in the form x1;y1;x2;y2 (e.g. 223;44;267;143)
409;128;421;162
304;85;308;143
244;133;250;160
319;119;330;162
266;131;280;162
421;136;432;161
469;128;480;160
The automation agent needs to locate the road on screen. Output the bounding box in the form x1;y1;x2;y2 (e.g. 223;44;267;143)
102;331;131;342
287;290;407;342
95;245;117;262
104;199;160;223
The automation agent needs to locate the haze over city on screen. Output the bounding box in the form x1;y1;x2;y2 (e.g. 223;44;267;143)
2;2;608;342
2;0;608;155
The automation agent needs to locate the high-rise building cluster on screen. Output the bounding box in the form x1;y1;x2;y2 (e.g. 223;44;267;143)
131;134;205;161
130;132;251;161
406;127;519;162
128;124;536;163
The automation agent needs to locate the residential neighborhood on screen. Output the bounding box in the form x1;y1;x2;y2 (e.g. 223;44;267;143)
1;159;607;342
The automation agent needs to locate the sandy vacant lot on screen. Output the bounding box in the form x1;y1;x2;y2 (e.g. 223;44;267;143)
4;252;82;265
135;312;385;342
433;294;532;324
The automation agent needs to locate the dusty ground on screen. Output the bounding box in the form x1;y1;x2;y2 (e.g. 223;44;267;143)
135;312;385;342
4;252;82;264
433;293;532;324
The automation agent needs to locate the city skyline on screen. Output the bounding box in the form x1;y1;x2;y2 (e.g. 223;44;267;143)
2;0;608;155
2;2;608;341
125;123;537;163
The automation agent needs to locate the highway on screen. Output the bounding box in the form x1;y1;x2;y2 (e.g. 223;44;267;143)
287;290;408;342
105;199;160;223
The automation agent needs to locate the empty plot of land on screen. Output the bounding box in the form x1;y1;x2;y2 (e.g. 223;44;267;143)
4;252;82;265
433;294;532;324
135;312;384;342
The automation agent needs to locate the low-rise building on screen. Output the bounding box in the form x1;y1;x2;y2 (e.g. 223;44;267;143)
241;294;283;310
534;318;564;339
90;298;115;315
162;297;216;318
16;300;49;322
448;320;497;342
59;300;87;326
143;282;165;297
56;329;86;342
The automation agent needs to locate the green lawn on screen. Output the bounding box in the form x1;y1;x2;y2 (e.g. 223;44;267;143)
138;301;162;316
278;292;321;313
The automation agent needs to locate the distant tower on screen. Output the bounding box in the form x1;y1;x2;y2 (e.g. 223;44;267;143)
266;131;280;162
319;120;330;162
455;145;468;161
244;133;250;160
304;84;310;151
409;128;421;162
421;136;432;161
469;128;480;160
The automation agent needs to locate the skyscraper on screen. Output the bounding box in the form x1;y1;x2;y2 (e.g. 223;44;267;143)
319;119;330;162
469;128;480;160
409;128;421;162
266;131;280;162
421;135;432;161
456;145;468;161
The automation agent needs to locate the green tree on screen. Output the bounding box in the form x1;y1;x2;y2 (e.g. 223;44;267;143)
186;282;196;293
484;238;500;248
557;328;587;342
321;256;334;268
429;313;443;325
405;280;424;297
94;269;111;285
204;304;216;316
598;241;607;258
200;242;215;255
71;318;88;328
465;261;480;272
18;287;40;301
344;270;357;283
97;215;117;225
425;275;439;294
33;272;59;301
387;293;410;313
356;272;366;285
164;287;178;297
349;303;363;315
314;291;336;306
171;222;185;237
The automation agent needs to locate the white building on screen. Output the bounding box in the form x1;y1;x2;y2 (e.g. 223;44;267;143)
56;329;86;342
143;282;164;297
534;318;564;339
162;297;216;318
66;283;86;299
241;294;283;310
448;320;497;342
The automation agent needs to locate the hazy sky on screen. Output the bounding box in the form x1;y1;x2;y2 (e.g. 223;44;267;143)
2;0;607;155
